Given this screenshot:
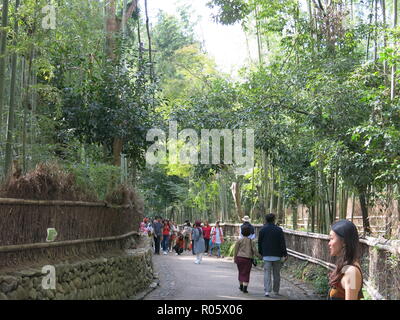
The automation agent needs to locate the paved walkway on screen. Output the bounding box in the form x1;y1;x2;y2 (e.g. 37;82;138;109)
144;251;322;300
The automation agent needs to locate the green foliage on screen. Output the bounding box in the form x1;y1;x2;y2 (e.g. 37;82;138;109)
220;240;236;257
207;0;250;25
67;163;121;201
285;259;329;295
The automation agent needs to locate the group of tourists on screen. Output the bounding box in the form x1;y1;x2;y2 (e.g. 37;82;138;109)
139;217;224;259
140;212;364;300
233;214;364;300
140;217;179;255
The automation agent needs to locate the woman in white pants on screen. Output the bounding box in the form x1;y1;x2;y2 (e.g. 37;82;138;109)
192;220;205;264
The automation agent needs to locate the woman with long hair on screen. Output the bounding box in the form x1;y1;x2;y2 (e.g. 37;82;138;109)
328;219;364;300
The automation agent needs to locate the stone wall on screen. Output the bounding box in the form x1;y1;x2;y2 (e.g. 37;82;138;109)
0;236;154;300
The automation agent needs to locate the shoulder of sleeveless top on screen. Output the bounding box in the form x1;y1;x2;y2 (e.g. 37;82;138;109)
341;264;363;275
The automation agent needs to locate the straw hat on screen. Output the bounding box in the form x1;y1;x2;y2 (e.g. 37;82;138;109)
242;216;251;222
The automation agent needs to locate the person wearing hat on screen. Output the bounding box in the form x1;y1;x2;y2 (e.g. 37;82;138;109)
239;216;256;240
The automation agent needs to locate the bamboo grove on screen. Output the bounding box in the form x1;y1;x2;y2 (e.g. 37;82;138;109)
0;0;399;238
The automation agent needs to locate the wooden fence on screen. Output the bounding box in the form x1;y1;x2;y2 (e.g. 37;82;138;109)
285;199;400;237
0;198;143;270
220;223;400;300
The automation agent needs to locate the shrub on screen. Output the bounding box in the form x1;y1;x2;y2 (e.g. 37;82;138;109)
67;163;120;201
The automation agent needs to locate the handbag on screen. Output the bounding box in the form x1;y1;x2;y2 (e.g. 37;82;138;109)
250;238;257;267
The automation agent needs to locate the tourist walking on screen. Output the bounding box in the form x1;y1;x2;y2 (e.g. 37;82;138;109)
152;217;163;255
239;216;255;240
192;220;206;264
209;221;224;258
182;221;192;252
202;221;211;254
191;221;196;255
161;219;171;255
258;213;288;297
234;225;261;293
169;221;179;252
328;219;364;300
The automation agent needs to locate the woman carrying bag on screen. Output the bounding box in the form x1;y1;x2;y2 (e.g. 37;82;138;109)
234;225;261;293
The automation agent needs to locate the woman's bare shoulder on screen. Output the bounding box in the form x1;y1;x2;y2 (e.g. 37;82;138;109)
341;265;362;285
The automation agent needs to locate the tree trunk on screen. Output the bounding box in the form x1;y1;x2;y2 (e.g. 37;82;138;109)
276;172;283;224
339;186;348;220
307;0;315;55
366;0;374;60
255;5;263;65
374;0;378;61
230;181;243;220
332;172;338;221
269;165;274;213
391;0;397;100
106;0;118;61
359;187;371;234
292;205;298;230
113;138;123;167
0;0;9;133
250;164;255;220
311;202;315;233
106;0;138;167
382;0;388;85
144;0;154;82
4;0;20;178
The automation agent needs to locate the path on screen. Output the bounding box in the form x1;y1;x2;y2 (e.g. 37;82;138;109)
144;252;322;300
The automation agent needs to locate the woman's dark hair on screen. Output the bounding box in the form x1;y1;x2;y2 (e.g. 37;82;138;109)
242;225;251;237
329;220;360;287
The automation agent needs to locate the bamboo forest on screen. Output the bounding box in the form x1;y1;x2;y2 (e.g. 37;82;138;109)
0;0;399;302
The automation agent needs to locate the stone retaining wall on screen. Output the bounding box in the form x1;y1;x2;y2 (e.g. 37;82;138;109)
0;236;154;300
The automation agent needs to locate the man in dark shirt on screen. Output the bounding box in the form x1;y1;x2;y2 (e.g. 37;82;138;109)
258;213;288;297
152;216;163;255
